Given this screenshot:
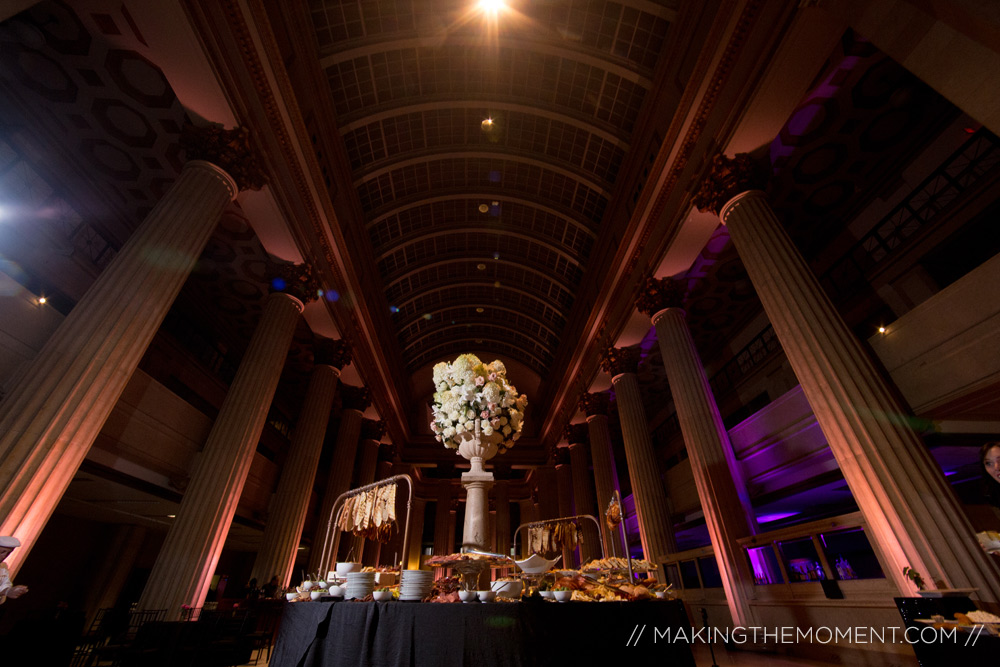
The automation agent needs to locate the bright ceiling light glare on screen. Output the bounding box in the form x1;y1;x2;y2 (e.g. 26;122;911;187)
37;296;46;305
481;117;494;131
478;0;505;16
878;326;886;334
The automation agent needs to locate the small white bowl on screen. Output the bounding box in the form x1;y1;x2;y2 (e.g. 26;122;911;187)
553;590;572;602
491;580;522;598
655;591;666;599
477;590;496;602
336;562;362;576
539;590;554;599
458;590;477;603
301;581;315;591
316;581;328;589
310;590;324;601
373;590;393;602
515;554;561;574
285;592;299;602
327;585;343;597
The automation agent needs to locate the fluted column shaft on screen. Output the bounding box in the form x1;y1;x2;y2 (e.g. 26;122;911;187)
251;364;340;586
406;498;426;570
534;466;560;521
494;481;510;557
139;291;302;618
308;407;364;574
433;484;454;579
555;463;577;567
348;439;381;563
568;443;602;563
722;190;1000;601
612;372;677;561
586;415;624;557
0;160;237;572
518;499;538;558
653;307;757;626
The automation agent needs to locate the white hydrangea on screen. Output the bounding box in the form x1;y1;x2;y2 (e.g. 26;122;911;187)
431;354;527;450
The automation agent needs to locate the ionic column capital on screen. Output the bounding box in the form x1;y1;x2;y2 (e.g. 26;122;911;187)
636;276;686;319
181;123;265;192
693;152;769;217
599;346;638;378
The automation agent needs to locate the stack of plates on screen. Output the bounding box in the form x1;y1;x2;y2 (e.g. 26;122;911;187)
399;569;434;601
345;572;375;600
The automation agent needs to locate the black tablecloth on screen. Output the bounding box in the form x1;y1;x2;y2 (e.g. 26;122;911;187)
895;596;1000;667
270;599;696;667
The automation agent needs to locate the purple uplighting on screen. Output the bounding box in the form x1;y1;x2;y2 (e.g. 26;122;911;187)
756;512;799;523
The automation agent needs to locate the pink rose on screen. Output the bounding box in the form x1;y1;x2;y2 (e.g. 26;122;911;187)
481;410;490;419
475;376;485;386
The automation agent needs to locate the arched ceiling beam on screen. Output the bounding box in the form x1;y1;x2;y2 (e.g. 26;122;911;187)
394;281;566;323
376;226;583;268
403;323;554;362
354;149;611;197
320;37;652;87
341;100;629;148
399;305;561;348
366;193;598;239
385;257;576;299
406;335;550;373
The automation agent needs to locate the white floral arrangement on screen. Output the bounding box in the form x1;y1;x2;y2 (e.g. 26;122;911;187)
430;353;528;454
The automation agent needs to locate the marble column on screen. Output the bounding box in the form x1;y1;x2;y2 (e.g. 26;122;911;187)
581;393;625;557
494;481;511;557
534;466;560;522
308;385;369;574
348;420;384;563
433;484;454;579
84;525;146;631
567;431;602;563
250;339;349;586
602;347;677;563
139;286;306;618
638;277;757;627
406;498;426;570
695;153;1000;601
0;127;259;571
555;459;577;567
518;498;538;557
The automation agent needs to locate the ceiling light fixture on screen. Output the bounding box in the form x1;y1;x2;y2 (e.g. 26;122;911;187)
478;0;505;15
477;263;486;270
481;117;494;130
37;296;46;305
878;326;886;334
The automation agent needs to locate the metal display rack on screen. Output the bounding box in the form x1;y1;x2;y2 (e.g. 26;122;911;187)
512;513;607;560
318;473;414;573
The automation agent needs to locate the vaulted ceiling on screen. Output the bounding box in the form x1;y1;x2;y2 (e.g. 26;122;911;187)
1;0;992;484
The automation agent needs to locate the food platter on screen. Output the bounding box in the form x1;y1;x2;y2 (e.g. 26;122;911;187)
581;557;657;573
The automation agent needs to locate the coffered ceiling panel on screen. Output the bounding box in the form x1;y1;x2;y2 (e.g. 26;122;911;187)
306;0;675;389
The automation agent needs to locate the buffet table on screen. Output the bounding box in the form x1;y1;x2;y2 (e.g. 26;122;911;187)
270;599;696;667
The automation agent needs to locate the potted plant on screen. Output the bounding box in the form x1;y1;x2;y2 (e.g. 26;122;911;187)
903;566;926;591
